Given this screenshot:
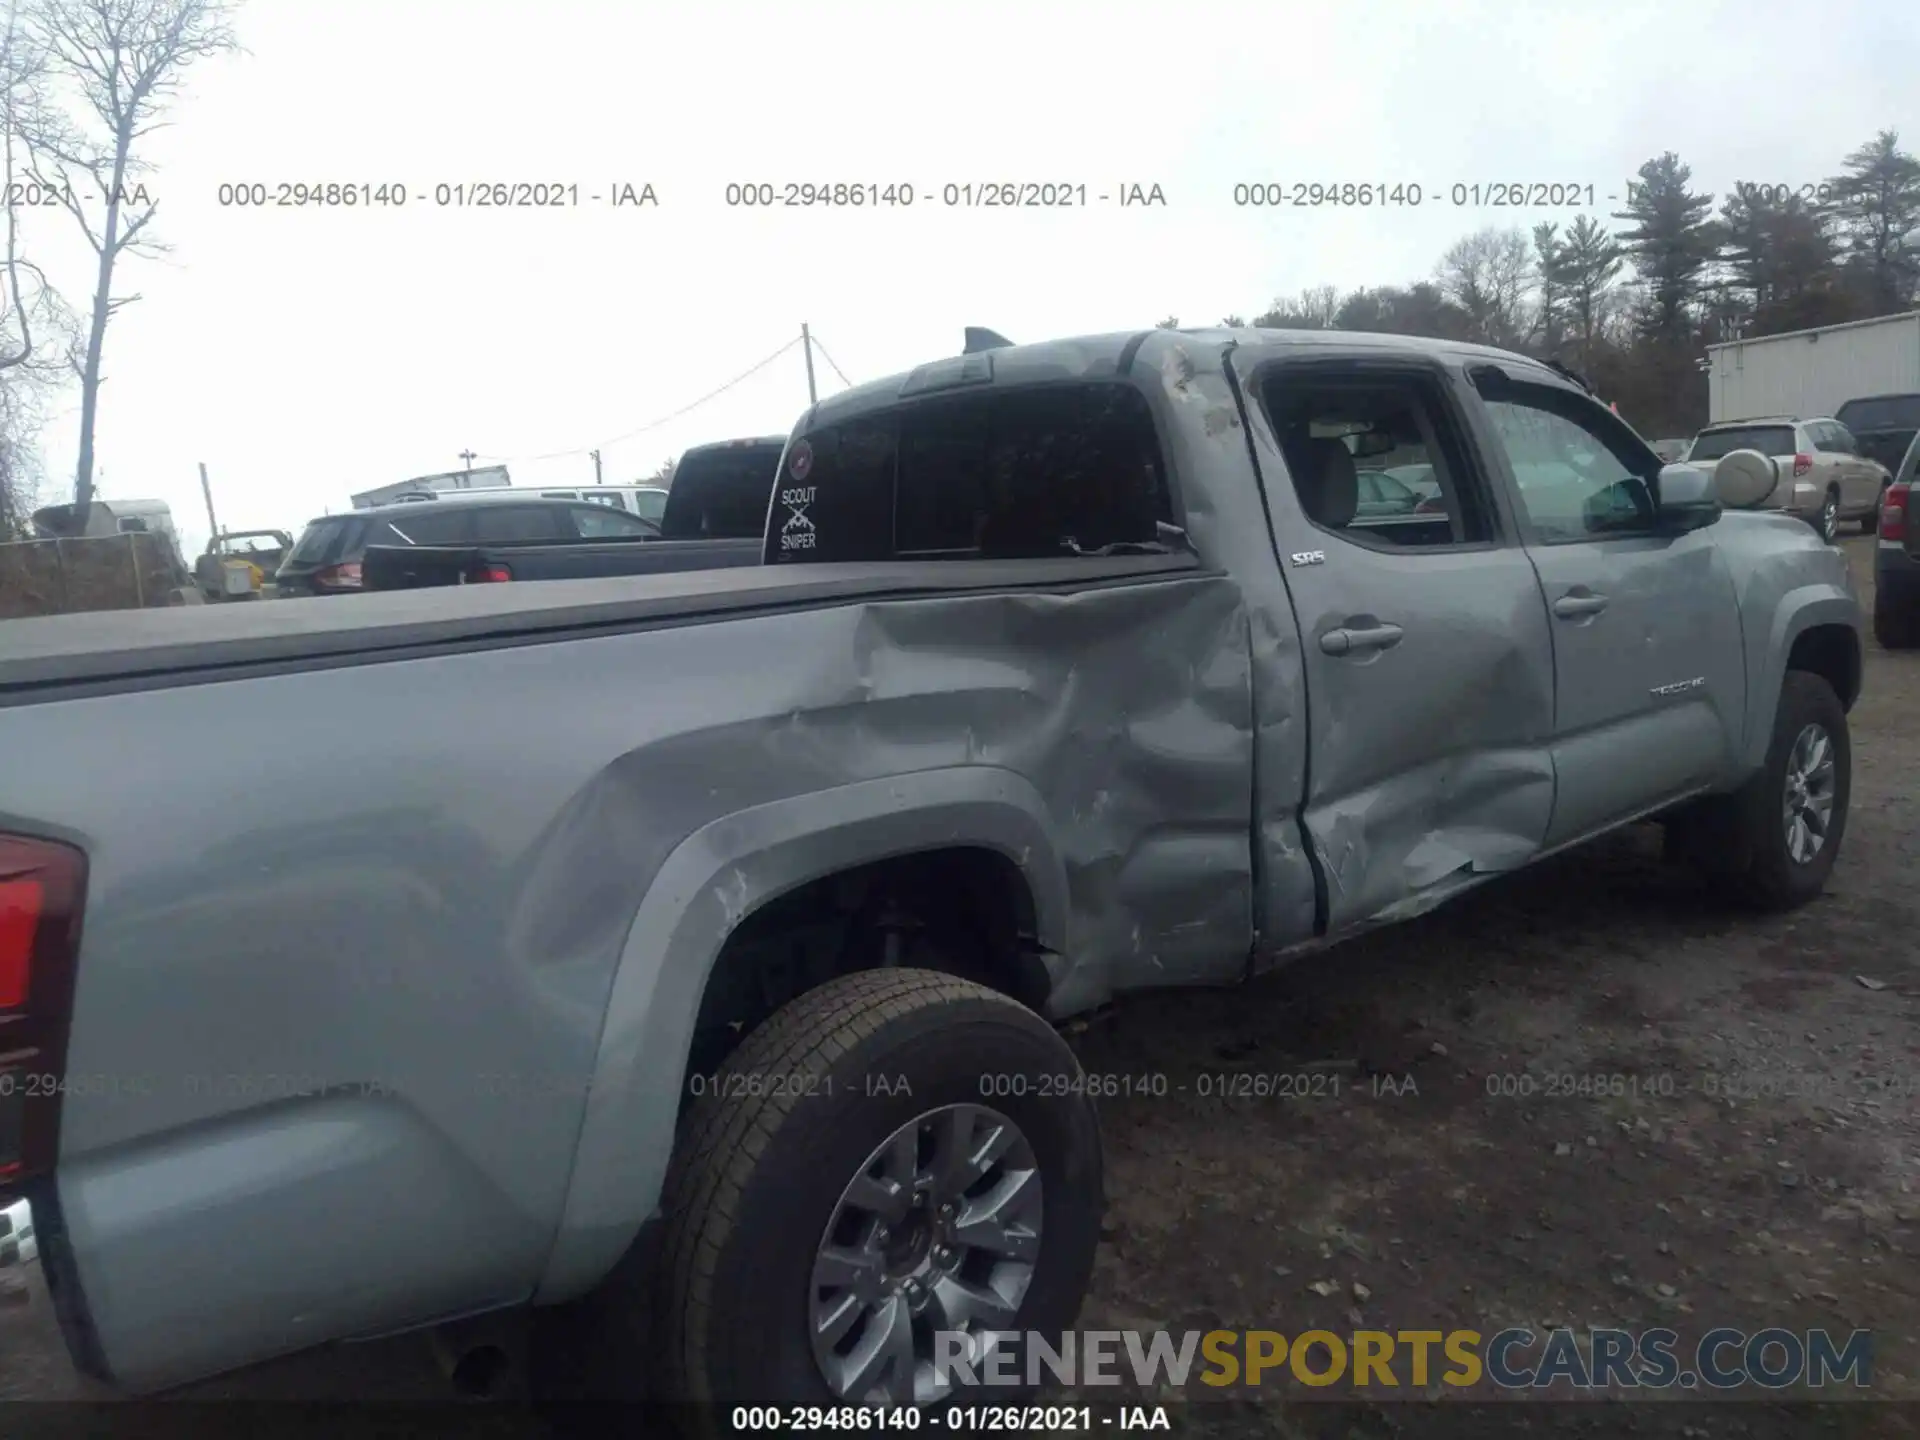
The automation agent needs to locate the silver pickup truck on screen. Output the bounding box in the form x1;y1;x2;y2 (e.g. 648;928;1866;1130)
0;327;1861;1421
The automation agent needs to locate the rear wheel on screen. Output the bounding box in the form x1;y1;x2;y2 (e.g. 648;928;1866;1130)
655;967;1103;1432
1815;489;1840;543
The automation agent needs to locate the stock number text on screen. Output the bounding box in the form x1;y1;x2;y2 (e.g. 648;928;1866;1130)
725;182;915;207
218;182;410;207
978;1072;1168;1099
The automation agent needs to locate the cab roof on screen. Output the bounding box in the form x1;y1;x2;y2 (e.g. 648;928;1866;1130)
803;326;1581;430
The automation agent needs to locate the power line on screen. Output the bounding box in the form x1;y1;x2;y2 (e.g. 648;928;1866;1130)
480;335;806;465
807;333;855;390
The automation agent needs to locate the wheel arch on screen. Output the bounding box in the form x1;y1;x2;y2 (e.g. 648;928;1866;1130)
1744;590;1862;770
533;766;1071;1303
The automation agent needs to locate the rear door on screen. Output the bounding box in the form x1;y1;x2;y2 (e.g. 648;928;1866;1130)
1239;353;1559;934
1825;422;1882;513
1807;422;1865;514
1470;369;1743;846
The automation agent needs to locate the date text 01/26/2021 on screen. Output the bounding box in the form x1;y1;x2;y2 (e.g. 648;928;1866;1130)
214;182;658;208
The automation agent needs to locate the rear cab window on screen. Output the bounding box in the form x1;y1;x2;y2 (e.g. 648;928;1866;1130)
765;382;1174;564
660;443;784;539
1836;396;1920;433
1688;425;1797;461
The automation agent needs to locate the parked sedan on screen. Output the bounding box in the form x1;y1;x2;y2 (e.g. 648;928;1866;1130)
1684;417;1888;542
1353;468;1424;517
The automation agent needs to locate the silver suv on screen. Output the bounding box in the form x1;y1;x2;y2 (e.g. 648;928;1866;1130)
1685;416;1890;542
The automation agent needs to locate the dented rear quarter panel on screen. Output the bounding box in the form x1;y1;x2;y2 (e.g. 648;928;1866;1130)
0;553;1256;1386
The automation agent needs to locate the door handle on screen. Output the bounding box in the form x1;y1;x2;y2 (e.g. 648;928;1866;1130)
1552;591;1609;619
1320;623;1404;656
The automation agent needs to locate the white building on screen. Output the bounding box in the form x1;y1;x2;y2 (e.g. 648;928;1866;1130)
1706;311;1920;423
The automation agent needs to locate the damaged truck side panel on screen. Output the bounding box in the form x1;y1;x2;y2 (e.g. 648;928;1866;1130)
1133;335;1321;954
0;323;1864;1404
0;559;1256;1388
1222;341;1561;934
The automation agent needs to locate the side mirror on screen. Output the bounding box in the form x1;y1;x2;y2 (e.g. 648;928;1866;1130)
1710;449;1779;509
1655;462;1721;531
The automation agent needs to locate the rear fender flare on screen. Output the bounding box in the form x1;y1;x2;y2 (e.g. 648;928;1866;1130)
533;765;1070;1302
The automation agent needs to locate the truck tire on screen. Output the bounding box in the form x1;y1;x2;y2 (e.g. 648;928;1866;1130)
1814;489;1840;544
1680;672;1850;912
1874;590;1920;650
656;967;1103;1431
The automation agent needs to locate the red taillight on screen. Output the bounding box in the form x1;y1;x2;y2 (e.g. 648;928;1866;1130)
0;881;41;1010
472;563;512;583
0;835;87;1185
1792;454;1812;478
1885;483;1910;542
315;561;363;590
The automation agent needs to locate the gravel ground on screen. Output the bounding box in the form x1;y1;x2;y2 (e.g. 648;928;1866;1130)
4;533;1916;1438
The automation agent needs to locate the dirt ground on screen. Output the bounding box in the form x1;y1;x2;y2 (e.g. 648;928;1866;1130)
4;534;1916;1438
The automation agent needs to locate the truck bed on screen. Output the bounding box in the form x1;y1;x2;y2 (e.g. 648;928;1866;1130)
0;554;1202;699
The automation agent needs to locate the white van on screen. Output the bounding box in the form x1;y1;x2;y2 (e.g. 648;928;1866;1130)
526;485;670;524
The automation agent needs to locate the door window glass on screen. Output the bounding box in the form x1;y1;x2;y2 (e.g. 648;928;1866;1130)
1481;395;1655;541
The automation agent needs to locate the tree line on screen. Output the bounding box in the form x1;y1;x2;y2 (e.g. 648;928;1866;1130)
0;0;236;538
1157;132;1920;440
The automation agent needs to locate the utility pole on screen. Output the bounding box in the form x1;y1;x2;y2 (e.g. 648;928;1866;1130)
198;462;219;540
591;449;603;485
459;449;476;472
802;323;818;405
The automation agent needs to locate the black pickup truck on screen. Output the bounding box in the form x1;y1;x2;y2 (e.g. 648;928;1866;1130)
1836;393;1920;476
362;436;784;591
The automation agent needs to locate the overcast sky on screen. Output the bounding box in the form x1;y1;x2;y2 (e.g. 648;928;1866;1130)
16;0;1915;554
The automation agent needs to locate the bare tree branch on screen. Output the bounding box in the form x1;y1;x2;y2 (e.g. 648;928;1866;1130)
17;0;239;517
